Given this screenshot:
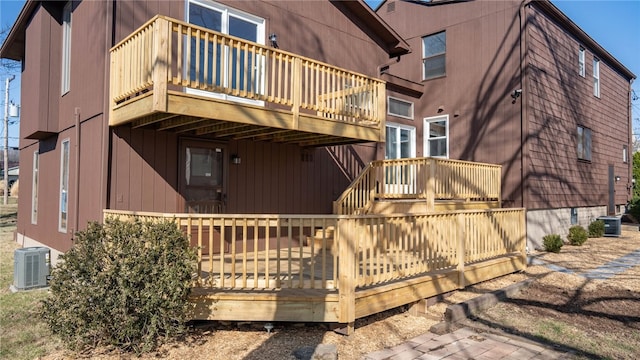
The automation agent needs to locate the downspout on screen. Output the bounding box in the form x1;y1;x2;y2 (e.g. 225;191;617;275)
101;0;114;219
628;78;634;200
519;0;529;210
73;107;80;236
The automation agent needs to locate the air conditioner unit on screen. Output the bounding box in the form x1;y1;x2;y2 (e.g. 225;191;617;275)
14;247;50;290
597;216;622;237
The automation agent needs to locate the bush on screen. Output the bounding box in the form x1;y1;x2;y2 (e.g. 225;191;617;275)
40;218;197;353
9;179;18;197
567;225;588;246
588;219;605;238
543;234;563;253
628;197;640;221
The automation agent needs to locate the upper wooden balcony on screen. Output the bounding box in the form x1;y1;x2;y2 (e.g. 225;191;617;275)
109;16;386;146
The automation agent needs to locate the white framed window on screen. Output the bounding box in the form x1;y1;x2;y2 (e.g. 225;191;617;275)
578;47;585;77
31;151;39;225
387;96;414;119
385;123;416;160
61;1;72;95
593;58;600;98
577;125;592;161
424;115;449;158
422;31;446;80
623;145;628;163
59;139;70;232
186;0;265;105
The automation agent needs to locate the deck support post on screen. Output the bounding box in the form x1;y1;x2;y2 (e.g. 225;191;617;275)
153;17;169;112
338;217;356;335
457;213;466;289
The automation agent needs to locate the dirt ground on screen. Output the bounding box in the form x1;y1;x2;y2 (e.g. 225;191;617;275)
41;230;640;360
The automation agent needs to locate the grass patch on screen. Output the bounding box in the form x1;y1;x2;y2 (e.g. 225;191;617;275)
0;210;62;359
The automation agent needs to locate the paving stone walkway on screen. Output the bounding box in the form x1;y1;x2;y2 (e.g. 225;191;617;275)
363;327;572;360
363;246;640;360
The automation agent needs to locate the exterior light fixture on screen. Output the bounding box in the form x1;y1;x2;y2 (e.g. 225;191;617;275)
231;154;241;165
615;175;621;182
269;33;278;48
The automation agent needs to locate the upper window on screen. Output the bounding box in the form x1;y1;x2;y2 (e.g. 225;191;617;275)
577;125;592;161
31;151;39;225
578;47;585;77
424;115;449;158
623;145;628;163
59;139;70;232
61;1;72;94
422;31;446;80
388;97;414;119
593;58;600;98
385;123;416;160
187;0;265;103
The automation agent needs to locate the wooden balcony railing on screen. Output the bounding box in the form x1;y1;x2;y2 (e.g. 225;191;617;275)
333;157;502;215
103;208;525;329
109;16;385;136
103;208;524;290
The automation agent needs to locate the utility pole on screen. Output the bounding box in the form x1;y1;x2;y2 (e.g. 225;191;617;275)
4;75;15;205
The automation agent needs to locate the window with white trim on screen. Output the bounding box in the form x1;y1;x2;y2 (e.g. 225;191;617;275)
424;115;449;158
61;1;72;94
187;0;265;103
577;125;592;161
59;139;70;232
578;47;585;77
593;58;600;98
31;151;39;225
623;145;628;163
422;31;446;80
385;123;416;160
388;97;414;119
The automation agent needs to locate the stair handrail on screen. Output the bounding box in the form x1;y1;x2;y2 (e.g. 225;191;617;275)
333;161;378;215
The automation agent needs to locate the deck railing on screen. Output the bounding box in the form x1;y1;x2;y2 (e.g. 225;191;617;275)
103;208;524;291
110;15;385;127
333;157;502;215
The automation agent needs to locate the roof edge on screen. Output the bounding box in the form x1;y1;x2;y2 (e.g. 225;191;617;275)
531;0;635;80
337;0;411;57
0;0;39;61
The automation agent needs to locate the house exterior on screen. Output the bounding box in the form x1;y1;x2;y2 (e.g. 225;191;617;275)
1;0;532;329
375;0;636;248
1;0;415;264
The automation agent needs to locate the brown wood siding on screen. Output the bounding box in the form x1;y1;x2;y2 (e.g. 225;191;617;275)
16;131;77;253
524;3;631;209
19;4;53;141
107;0;391;215
77;115;106;228
109;129;352;214
17;1;110;252
378;0;524;207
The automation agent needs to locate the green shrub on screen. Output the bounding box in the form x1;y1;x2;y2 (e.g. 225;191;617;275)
588;220;605;238
628;197;640;221
40;218;197;353
543;234;563;253
567;225;588;246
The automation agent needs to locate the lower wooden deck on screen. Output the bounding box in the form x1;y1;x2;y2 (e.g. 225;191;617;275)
105;208;526;333
189;253;525;325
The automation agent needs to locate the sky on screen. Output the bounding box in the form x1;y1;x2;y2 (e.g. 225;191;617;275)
0;0;639;145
